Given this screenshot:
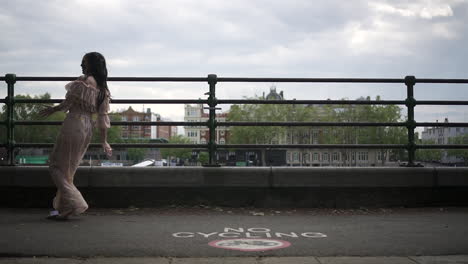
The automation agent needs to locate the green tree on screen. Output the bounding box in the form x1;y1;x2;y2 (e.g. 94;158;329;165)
160;135;192;164
125;138;149;162
1;94;66;143
416;138;442;163
227;95;406;166
198;151;209;165
228;97;291;165
447;134;468;165
91;114;123;144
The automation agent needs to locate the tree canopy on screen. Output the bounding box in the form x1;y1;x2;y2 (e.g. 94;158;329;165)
227;95;408;165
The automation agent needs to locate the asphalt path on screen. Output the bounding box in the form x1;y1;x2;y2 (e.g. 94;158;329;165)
1;207;468;257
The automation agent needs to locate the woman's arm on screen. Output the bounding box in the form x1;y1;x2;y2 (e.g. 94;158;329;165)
39;100;72;117
100;124;112;157
98;95;112;158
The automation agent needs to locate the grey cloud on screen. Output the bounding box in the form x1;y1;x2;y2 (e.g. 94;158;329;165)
1;0;467;123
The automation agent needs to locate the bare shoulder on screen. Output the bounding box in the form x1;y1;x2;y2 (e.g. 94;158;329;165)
85;75;98;89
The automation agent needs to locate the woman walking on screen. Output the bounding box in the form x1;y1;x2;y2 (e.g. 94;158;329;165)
40;52;112;220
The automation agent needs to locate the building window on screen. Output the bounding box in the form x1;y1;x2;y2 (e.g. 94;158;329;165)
121;116;127;121
312;130;319;144
358;152;368;161
323;152;329;162
219;140;225;144
293;152;299;162
332;152;339;161
313;152;319;161
133;116;139;121
287;152;291;162
352;152;356;161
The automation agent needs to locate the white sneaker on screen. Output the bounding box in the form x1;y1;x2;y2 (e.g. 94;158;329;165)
49;210;59;216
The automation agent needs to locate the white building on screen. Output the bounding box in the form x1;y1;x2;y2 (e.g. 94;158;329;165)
285;148;388;167
421;118;468;163
184;104;229;144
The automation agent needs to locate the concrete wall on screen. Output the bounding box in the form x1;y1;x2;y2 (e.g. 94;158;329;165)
1;166;467;208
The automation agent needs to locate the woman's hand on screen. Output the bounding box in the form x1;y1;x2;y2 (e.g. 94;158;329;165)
39;106;56;118
102;142;112;158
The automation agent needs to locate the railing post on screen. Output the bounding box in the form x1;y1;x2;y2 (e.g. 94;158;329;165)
5;74;16;166
404;75;417;167
204;74;220;167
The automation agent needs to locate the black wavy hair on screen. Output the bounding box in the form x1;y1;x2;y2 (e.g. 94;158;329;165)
83;52;110;108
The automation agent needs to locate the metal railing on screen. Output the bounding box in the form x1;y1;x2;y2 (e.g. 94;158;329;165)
1;73;468;166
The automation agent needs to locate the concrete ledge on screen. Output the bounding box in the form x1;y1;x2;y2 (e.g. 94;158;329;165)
1;166;468;208
272;167;436;187
437;168;468;186
88;167;204;187
1;166;467;188
0;167;14;186
0;166;89;187
201;167;270;187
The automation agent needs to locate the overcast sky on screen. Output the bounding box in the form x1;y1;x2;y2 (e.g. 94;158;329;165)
1;0;468;134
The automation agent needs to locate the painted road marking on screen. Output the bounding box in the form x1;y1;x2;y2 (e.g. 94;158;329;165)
172;227;327;239
208;238;291;252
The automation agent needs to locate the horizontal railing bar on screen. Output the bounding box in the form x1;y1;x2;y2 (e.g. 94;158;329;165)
11;77;75;81
12;121;468;128
417;101;468;105
14;121;207;126
5;77;209;82
417;144;468;149
14;143;206;148
416;78;468;84
14;99;62;104
217;77;405;83
109;77;208;82
13;99;468;106
2;76;468;83
217;99;406;105
219;122;406;127
417;122;468;127
111;99;208;104
5;143;467;150
218;144;407;149
14;99;208;104
112;121;206;126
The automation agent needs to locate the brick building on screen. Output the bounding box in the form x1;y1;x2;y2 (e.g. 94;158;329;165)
119;107;177;140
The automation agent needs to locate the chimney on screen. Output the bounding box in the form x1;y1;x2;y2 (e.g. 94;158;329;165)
444;118;448;123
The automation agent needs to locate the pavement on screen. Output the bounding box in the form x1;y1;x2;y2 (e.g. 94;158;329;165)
1;256;468;263
1;207;468;263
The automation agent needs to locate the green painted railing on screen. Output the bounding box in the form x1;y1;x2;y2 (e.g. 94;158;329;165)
1;74;468;166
